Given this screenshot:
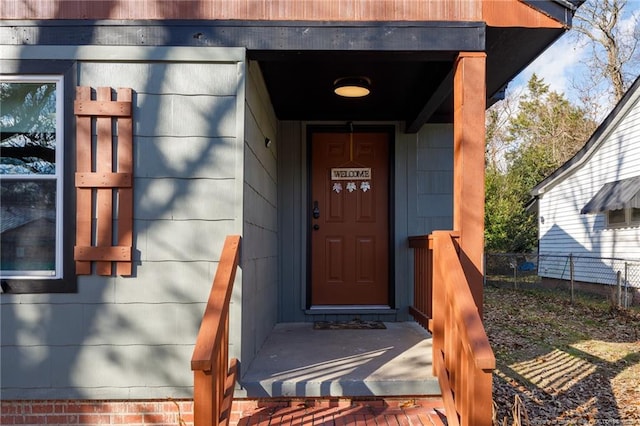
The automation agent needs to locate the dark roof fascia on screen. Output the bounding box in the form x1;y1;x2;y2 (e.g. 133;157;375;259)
531;74;640;196
485;26;567;100
520;0;583;26
0;20;485;52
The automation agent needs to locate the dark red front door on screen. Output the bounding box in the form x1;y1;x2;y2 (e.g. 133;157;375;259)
310;131;389;305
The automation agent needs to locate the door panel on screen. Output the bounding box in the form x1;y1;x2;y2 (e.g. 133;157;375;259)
311;131;389;306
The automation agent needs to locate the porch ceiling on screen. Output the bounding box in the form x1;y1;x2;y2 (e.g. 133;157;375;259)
257;51;457;123
251;26;567;132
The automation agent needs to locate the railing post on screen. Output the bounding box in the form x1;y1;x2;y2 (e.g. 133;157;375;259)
408;235;433;331
570;254;575;304
191;235;241;426
193;370;215;426
428;230;494;426
624;262;629;308
431;232;445;376
470;367;493;426
617;270;622;308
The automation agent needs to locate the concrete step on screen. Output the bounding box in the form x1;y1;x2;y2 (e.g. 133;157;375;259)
238;322;440;398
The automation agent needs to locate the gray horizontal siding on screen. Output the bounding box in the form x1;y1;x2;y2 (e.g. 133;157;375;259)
134;93;237;137
412;124;454;236
80;62;239;96
139;219;235;261
417;171;454;194
135;178;237;220
238;61;278;380
136;136;237;179
112;262;215;304
1;262;217;305
1;303;204;346
1;50;244;400
276;121;306;322
1;345;193;395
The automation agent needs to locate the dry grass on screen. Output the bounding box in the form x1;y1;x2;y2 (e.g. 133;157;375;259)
484;286;640;425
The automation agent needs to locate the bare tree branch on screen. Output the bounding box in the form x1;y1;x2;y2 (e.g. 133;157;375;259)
571;0;639;103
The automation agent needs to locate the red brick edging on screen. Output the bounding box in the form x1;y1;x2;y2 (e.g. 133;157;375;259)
1;397;445;425
0;399;194;425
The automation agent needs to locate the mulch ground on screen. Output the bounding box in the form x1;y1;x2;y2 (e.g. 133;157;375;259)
484;285;640;425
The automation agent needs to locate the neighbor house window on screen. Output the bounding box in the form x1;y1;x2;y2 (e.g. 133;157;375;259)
582;177;640;230
606;199;640;229
606;209;627;227
1;76;64;279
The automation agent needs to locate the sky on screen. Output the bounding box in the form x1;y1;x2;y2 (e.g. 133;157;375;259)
511;1;640;113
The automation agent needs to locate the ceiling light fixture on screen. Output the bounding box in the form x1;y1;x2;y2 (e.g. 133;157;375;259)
333;77;371;98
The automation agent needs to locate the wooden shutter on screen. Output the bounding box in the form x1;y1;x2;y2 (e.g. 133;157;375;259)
74;87;133;276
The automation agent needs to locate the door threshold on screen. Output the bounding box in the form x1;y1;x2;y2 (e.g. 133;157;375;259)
306;305;396;315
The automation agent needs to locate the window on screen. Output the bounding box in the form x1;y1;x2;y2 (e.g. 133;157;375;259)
581;177;640;229
607;209;627;227
606;199;640;229
1;61;76;293
631;193;640;225
1;77;63;278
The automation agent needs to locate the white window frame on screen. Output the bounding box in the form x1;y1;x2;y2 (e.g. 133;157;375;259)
606;207;640;229
1;75;64;279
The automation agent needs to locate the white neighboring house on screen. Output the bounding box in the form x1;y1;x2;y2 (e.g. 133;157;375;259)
530;75;640;300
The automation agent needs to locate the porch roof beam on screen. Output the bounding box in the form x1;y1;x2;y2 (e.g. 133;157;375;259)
0;20;485;52
405;68;454;133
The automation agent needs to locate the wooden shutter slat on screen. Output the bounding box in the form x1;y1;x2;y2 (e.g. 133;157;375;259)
74;86;134;276
74;100;132;117
75;246;132;262
95;87;114;275
116;88;134;276
75;172;132;188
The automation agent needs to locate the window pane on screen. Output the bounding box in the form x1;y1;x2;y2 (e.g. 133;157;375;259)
608;209;626;225
1;180;57;275
0;82;57;175
632;208;640;223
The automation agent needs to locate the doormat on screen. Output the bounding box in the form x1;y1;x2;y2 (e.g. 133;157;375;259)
313;320;386;330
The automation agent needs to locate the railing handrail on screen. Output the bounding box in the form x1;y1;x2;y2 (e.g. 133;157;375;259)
191;235;241;426
409;231;495;426
435;231;495;370
191;235;241;371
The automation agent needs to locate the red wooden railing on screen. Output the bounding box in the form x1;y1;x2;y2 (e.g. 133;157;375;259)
409;231;495;426
408;235;433;331
191;235;241;426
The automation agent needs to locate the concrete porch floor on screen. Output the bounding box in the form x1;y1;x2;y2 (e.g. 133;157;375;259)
238;322;440;398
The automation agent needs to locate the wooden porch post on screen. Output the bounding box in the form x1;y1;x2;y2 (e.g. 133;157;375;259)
453;52;486;316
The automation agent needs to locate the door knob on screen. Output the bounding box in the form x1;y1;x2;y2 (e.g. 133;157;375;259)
313;224;320;230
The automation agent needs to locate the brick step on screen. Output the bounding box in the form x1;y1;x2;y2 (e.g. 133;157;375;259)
231;397;447;425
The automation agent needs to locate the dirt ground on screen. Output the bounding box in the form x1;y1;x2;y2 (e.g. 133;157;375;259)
484;285;640;426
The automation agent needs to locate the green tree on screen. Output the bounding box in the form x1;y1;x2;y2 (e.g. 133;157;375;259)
0;81;57;173
484;75;597;252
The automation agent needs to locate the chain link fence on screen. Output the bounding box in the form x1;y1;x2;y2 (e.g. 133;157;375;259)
485;252;640;307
